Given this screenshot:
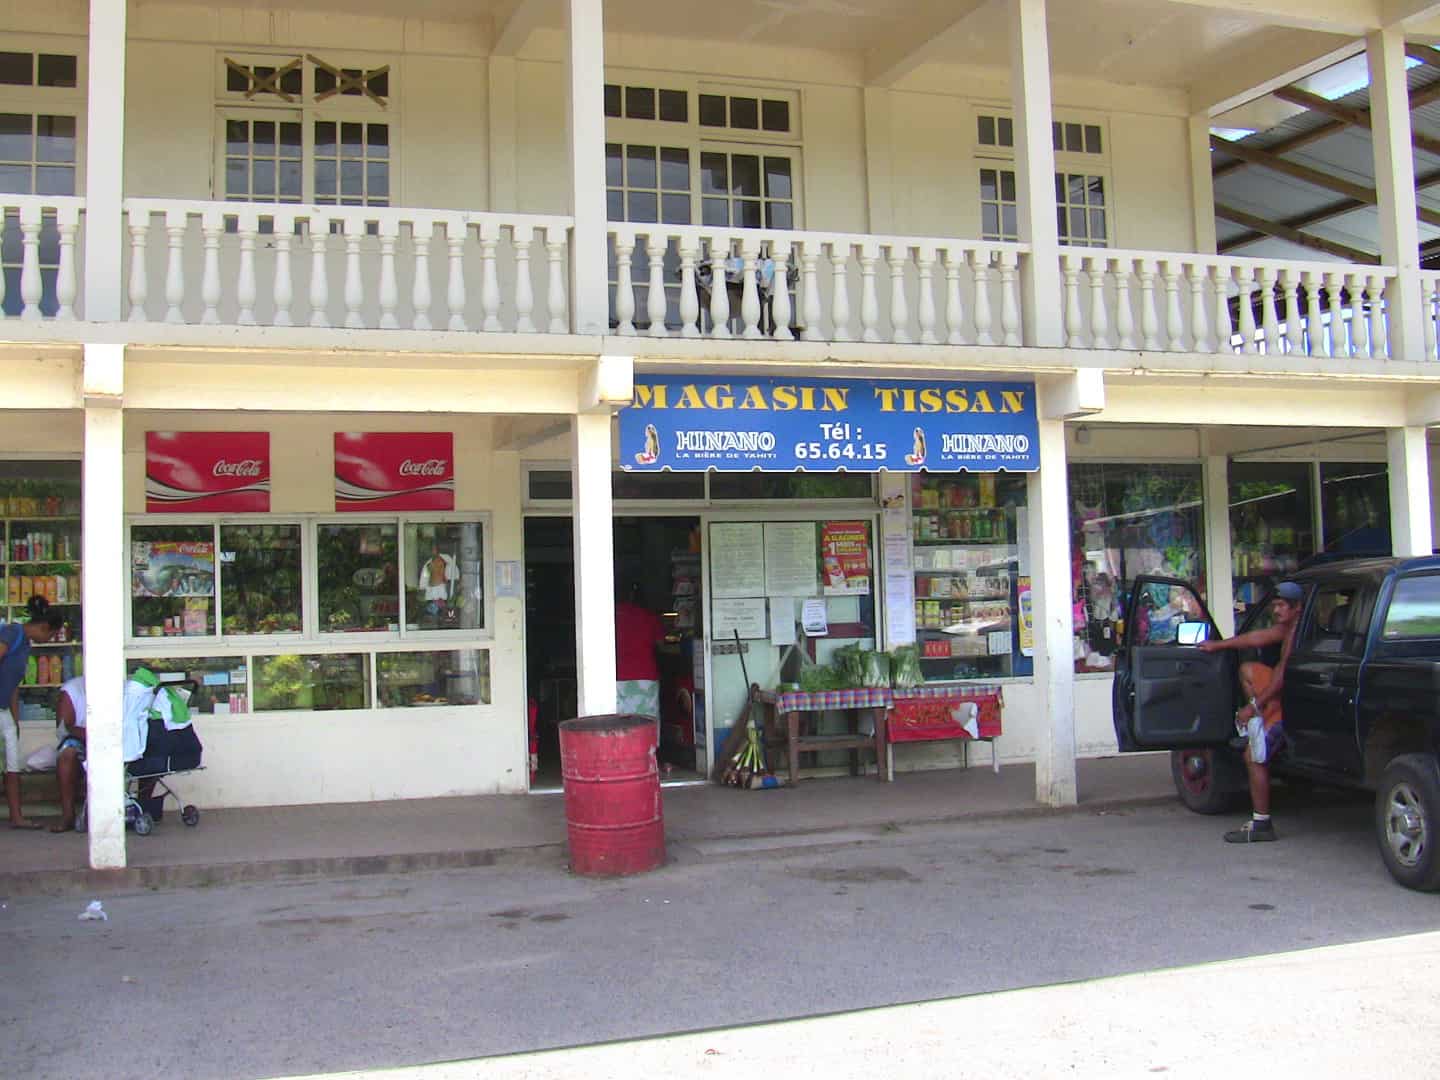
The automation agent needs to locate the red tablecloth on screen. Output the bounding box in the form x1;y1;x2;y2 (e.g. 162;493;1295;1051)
887;686;1003;743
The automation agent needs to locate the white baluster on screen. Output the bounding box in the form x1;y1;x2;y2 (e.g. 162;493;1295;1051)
271;212;294;327
479;221;502;332
545;226;568;334
770;240;793;341
998;250;1021;346
678;238;700;338
1138;259;1161;351
1084;255;1107;349
1257;266;1278;353
943;248;966;345
916;245;937;345
123;209;147;323
1302;271;1323;358
708;241;731;338
1424;277;1439;361
645;234;668;338
1325;271;1344;358
970;250;995;346
1348;272;1367;358
830;242;853;342
513;224;536;334
1061;254;1085;348
800;247;822;341
1212;265;1234;352
1235;264;1257;354
162;209;186;324
307;220;330;328
1113;258;1136;349
201;211;223;325
1162;260;1185;351
377;220;400;329
1282;270;1302;355
54;209;78;320
342;219;364;329
1188;262;1211;353
740;237;762;339
887;246;911;344
235;210;258;326
411;221;433;331
446;219;468;331
859;243;881;343
1369;274;1388;359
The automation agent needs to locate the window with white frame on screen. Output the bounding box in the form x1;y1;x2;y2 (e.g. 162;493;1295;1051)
216;53;393;207
0;43;82;316
974;109;1111;247
126;514;491;713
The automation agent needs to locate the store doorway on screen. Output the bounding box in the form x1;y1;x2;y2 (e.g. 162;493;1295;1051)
523;514;703;791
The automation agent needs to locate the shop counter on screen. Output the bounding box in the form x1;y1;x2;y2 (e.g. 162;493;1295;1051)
757;688;890;784
885;685;1004;782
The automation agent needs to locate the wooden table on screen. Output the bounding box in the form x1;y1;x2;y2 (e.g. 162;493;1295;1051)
757;688;891;784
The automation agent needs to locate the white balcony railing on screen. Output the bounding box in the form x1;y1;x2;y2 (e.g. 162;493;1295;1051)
0;196;84;322
122;200;574;333
609;225;1026;347
1058;249;1397;360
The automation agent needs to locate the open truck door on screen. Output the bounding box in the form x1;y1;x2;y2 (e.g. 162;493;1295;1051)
1112;577;1235;752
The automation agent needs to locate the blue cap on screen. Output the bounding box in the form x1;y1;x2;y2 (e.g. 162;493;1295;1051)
1274;581;1304;603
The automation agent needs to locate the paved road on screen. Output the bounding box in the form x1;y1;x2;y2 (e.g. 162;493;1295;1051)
6;787;1439;1080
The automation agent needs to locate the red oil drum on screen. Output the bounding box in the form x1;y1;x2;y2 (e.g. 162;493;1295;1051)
559;713;665;876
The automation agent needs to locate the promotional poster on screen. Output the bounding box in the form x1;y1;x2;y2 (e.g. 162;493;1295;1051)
334;432;456;512
145;431;271;513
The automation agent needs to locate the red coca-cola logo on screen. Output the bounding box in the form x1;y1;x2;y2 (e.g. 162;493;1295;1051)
213;459;264;478
398;458;449;478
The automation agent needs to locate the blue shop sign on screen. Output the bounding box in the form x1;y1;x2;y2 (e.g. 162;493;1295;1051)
620;376;1038;473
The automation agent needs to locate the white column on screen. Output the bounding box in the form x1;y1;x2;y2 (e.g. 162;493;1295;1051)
1009;0;1062;347
83;0;128;322
1188;113;1217;255
572;413;617;715
1368;28;1422;362
82;343;126;869
1028;416;1075;806
1388;426;1433;557
566;0;609;335
1202;450;1236;638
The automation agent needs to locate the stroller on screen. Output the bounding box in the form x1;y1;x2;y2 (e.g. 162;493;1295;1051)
78;670;205;836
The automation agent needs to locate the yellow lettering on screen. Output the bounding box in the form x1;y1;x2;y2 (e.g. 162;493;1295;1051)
676;385;705;409
739;386;769;410
773;386;798;411
1001;390;1026;414
799;387;819;411
901;388;918;412
821;387;849;412
873;388;900;412
634;384;668;409
919;388;943;413
971;390;995;413
704;384;734;409
945;389;969;413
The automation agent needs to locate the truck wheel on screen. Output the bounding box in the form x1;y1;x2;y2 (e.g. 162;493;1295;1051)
1171;749;1242;815
1375;755;1440;892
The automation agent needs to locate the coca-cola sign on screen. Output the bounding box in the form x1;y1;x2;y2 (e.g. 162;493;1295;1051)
335;432;455;512
147;432;271;513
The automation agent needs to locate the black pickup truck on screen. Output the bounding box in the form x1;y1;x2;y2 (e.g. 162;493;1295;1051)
1112;557;1440;891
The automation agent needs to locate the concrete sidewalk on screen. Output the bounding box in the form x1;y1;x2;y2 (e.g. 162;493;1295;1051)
0;754;1174;895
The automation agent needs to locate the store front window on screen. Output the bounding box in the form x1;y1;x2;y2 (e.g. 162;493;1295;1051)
1229;463;1314;620
377;648;491;707
252;652;370;711
1321;462;1391;555
317;522;399;633
910;471;1029;682
125;656;248;715
131;523;218;638
221;524;303;635
1068;463;1205;673
403;522;482;632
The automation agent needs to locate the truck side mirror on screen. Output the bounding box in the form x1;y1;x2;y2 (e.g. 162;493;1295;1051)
1176;621;1210;646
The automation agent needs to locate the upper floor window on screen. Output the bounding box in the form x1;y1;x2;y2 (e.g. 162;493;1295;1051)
974;108;1110;246
605;84;688;123
0;112;75;196
0;52;77;89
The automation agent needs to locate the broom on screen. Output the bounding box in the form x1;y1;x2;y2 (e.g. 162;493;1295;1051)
719;629;782;790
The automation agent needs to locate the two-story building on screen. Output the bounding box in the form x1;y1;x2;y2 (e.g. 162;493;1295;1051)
6;0;1440;869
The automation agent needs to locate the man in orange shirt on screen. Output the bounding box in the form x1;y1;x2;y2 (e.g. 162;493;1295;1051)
1199;580;1304;843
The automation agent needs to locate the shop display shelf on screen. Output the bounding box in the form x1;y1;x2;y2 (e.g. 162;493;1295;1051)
911;538;1012;547
3;560;82;567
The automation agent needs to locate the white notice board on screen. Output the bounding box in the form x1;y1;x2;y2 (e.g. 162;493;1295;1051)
709;523;766;598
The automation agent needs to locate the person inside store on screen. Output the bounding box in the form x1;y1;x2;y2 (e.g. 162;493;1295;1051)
614;579;666;735
50;675;85;833
0;596;64;829
1198;581;1304;844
